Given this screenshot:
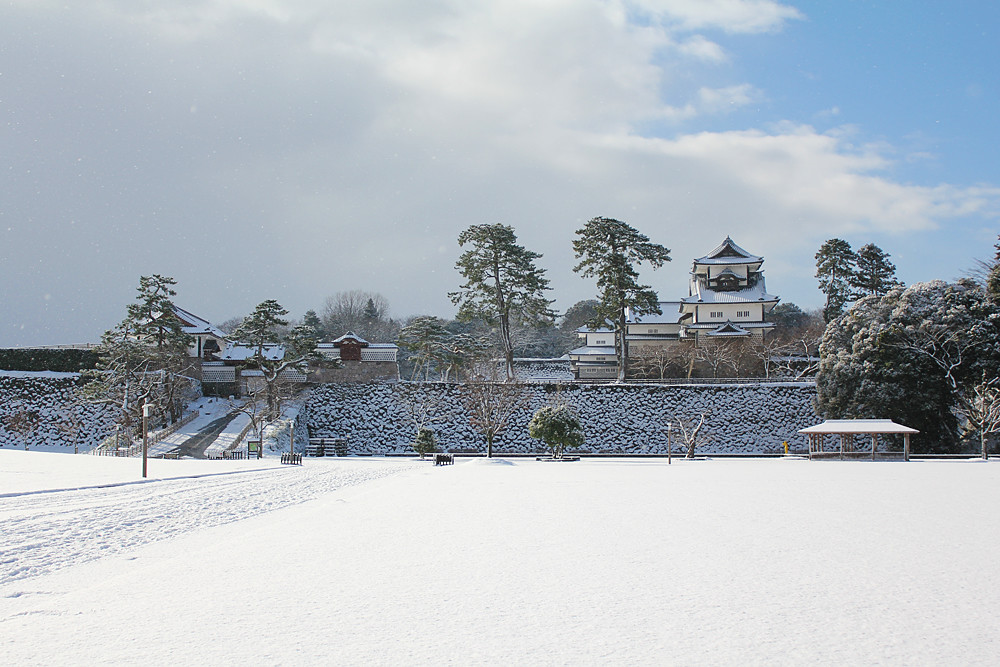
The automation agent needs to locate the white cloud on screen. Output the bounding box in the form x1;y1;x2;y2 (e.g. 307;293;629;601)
625;0;803;33
1;0;996;345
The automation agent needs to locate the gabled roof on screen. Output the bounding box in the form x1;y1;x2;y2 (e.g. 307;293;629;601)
171;306;228;340
694;237;763;265
704;321;751;337
331;331;370;346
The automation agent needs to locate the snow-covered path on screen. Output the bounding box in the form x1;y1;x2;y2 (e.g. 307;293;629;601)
148;397;242;457
0;457;422;584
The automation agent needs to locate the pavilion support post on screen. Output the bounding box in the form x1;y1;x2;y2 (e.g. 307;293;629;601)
904;433;910;462
840;434;847;460
871;433;877;461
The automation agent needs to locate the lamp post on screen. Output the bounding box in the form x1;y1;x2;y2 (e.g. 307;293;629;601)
142;402;152;478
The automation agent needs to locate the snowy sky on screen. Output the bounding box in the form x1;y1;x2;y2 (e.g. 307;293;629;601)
3;0;999;345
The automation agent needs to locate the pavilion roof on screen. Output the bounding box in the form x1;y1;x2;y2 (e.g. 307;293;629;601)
799;419;919;435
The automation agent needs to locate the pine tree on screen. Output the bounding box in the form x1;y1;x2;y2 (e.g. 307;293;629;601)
572;217;670;381
231;301;318;419
125;275;193;421
987;235;1000;304
815;238;857;322
397;316;451;380
851;243;901;297
450;224;554;381
81;275;194;430
302;310;323;338
528;404;585;459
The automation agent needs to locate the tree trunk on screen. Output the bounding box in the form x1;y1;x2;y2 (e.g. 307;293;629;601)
487;434;494;458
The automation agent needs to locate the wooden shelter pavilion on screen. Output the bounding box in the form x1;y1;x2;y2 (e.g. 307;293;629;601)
799;419;919;461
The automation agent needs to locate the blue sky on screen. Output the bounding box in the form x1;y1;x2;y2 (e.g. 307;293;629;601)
2;0;998;346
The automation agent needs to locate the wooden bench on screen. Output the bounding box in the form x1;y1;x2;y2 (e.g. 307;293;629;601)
306;438;348;457
434;453;454;466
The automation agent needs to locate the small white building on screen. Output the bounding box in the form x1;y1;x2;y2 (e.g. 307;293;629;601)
171;306;228;359
568;327;618;380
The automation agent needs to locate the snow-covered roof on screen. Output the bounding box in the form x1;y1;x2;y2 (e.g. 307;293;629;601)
625;302;684;324
685;321;773;330
172;306;227;340
799;419;919;435
569;345;617;356
683;275;778;305
332;331;369;345
693;237;763;265
317;341;398;351
219;342;285;362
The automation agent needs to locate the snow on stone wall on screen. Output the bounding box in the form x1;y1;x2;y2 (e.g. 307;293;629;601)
304;381;819;456
0;372;117;451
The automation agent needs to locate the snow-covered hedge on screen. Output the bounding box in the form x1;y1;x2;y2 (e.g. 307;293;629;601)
304;381;819;455
0;372;117;451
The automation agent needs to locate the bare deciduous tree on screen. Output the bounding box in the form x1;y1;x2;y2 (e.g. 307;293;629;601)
460;362;527;458
670;412;711;459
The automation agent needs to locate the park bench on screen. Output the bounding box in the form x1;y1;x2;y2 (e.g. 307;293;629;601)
434;453;454;466
306;437;348;457
280;453;302;465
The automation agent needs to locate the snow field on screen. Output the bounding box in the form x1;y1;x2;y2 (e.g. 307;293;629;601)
3;454;1000;665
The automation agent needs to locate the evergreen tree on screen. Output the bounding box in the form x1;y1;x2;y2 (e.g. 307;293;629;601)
232;300;289;354
397;316;451;380
572;217;670;381
450;224;554;381
81;275;195;430
851;243;901;297
232;301;319;419
363;298;380;322
528;404;585;459
988;235;1000;304
815;238;857;322
816;280;1000;453
302;309;324;338
124;275;193;421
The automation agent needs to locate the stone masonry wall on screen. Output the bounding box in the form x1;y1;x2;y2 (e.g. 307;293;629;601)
0;373;117;451
304;381;819;456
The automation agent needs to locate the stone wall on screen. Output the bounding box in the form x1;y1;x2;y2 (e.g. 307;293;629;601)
0;373;117;451
304;381;819;456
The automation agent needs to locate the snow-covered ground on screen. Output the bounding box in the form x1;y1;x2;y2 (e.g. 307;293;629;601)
3;452;1000;665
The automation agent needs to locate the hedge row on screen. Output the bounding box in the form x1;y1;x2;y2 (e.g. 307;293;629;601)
0;348;101;372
